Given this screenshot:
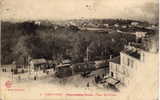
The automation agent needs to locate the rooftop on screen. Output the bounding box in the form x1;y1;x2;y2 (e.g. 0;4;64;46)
56;64;71;68
105;77;120;85
129;43;146;50
30;58;47;64
109;56;120;64
62;59;72;64
122;49;141;60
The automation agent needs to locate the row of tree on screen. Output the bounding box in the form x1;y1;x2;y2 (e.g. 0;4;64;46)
2;21;136;65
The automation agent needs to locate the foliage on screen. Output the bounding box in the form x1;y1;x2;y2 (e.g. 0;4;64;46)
1;21;139;64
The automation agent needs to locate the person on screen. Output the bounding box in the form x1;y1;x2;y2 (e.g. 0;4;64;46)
34;76;37;80
4;68;6;72
87;82;90;88
97;75;101;83
11;69;13;72
95;76;98;83
18;75;21;80
22;69;24;73
102;74;105;78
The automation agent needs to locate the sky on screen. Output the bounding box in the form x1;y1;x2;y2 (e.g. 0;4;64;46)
0;0;158;23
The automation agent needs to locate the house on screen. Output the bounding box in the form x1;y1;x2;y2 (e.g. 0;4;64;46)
29;58;47;71
132;32;147;39
104;24;109;27
29;58;56;79
94;60;106;69
109;56;121;79
55;63;72;78
61;59;72;65
131;22;139;26
114;24;119;28
121;25;127;28
108;36;158;86
34;21;41;26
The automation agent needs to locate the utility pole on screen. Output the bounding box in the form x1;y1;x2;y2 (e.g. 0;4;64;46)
104;47;107;76
52;27;55;62
28;56;31;80
86;47;89;62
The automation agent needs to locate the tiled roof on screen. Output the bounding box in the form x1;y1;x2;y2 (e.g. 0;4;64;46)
31;58;47;64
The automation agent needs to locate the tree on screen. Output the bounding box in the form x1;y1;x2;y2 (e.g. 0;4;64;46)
71;34;90;62
12;36;31;65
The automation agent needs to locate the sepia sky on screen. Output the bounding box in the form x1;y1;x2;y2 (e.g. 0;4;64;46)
0;0;158;23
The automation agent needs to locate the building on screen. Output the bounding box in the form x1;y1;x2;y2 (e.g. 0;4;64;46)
131;32;147;39
104;24;109;27
34;21;41;26
121;25;127;28
94;60;106;69
29;58;55;79
61;59;72;65
131;22;139;26
114;24;119;28
108;35;158;86
29;58;48;71
109;56;122;82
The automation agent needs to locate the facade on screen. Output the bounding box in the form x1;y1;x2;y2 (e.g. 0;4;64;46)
34;21;41;25
29;58;48;71
29;58;55;79
61;59;72;65
114;24;119;27
132;32;147;39
131;22;139;26
109;42;158;86
94;60;106;69
109;56;123;83
121;25;127;28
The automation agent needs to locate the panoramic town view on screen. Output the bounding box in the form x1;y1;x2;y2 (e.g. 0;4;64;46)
0;0;159;100
1;18;158;92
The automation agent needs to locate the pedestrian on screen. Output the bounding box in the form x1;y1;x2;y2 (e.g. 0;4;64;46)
97;75;100;83
87;82;89;88
102;74;105;78
18;75;21;80
95;76;97;83
34;76;37;80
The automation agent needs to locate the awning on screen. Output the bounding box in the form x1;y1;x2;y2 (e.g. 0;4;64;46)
105;77;120;85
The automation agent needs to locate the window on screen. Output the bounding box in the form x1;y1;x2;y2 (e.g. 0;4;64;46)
126;71;129;77
123;56;125;65
140;52;145;62
127;58;130;66
109;63;112;68
123;69;125;75
111;72;114;77
131;60;134;68
143;53;145;62
116;65;118;72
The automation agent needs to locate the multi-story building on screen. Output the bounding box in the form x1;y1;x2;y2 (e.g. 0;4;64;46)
108;35;158;86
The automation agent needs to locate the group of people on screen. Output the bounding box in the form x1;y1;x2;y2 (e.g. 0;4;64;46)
86;74;105;89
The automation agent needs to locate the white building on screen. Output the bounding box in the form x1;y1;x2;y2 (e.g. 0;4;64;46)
131;22;139;26
108;35;158;86
114;24;119;27
132;32;147;39
29;58;47;71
